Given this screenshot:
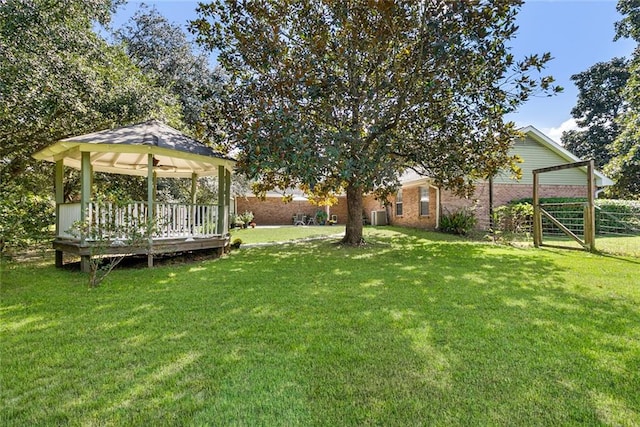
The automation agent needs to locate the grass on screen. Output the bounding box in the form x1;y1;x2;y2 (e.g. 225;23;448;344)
230;225;345;245
540;234;640;258
2;226;639;425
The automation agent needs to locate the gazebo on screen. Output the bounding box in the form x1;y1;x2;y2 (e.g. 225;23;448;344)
32;120;236;272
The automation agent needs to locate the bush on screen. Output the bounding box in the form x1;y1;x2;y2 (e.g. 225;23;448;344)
0;186;55;257
493;202;533;234
238;211;254;224
439;208;477;235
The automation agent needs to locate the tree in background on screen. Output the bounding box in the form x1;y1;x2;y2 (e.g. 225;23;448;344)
191;0;560;244
114;5;224;138
0;0;178;181
560;58;629;169
114;5;246;204
606;0;640;199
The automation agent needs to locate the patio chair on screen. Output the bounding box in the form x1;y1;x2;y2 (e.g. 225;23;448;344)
294;213;305;226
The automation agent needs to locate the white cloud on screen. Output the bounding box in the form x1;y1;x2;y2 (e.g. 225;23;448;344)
542;118;580;145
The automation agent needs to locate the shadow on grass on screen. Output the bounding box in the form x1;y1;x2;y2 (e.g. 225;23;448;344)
2;227;639;425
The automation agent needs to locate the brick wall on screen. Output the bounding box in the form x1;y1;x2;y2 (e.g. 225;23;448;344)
236;196;347;225
386;186;438;229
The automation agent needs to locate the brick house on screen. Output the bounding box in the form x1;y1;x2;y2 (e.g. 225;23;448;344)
384;126;613;230
236;126;613;229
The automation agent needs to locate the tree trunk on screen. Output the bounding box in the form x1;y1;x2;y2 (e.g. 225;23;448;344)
342;184;364;245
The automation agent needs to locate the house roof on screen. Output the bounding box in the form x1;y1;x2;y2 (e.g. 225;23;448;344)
32;120;236;178
399;126;614;187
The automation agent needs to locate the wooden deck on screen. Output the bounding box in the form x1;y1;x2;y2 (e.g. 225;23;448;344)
54;235;230;271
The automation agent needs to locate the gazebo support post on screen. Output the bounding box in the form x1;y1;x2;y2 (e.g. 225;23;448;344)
224;169;231;232
217;166;226;235
54;160;64;268
147;154;155;268
191;173;198;238
80;152;92;273
191;173;198;204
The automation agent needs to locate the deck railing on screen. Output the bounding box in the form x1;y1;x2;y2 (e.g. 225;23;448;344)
58;201;224;240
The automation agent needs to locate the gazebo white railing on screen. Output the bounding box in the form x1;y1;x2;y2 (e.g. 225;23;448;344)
58;201;227;240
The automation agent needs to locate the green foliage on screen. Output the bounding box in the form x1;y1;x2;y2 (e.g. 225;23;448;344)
0;0;182;252
604;1;640;198
191;0;560;244
561;58;629;169
0;183;54;257
493;202;534;235
605;115;640;199
115;5;224;142
438;208;477;236
315;210;328;224
238;211;255;224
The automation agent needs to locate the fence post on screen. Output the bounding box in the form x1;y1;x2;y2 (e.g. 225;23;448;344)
586;160;596;252
533;170;542;247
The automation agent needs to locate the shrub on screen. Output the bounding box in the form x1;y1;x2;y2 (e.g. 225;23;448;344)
0;186;55;257
439;208;477;235
493;202;533;234
238;211;254;224
231;238;242;249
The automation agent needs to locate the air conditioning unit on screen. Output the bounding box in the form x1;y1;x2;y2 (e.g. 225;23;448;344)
371;210;387;226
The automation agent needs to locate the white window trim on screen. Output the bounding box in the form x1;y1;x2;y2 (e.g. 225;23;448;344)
419;186;430;217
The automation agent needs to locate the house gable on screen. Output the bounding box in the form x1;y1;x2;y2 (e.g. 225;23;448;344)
492;126;613;187
493;134;586;185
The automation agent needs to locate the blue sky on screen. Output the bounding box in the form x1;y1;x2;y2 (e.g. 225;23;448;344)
111;0;636;143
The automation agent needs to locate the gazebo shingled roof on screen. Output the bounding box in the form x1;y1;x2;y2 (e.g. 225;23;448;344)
33;119;235;178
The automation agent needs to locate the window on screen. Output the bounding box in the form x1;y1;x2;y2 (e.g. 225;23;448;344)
419;187;430;216
395;189;403;216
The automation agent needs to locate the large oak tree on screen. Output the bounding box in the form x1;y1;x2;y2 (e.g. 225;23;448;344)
192;0;559;244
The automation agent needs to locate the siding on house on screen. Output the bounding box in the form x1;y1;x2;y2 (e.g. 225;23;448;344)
493;135;590;186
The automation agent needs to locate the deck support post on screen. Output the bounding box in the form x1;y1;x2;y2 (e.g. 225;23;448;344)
81;256;91;273
147;154;154;268
55;160;65;267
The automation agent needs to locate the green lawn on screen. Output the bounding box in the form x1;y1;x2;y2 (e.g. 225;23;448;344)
541;234;640;258
2;227;639;425
230;225;346;245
